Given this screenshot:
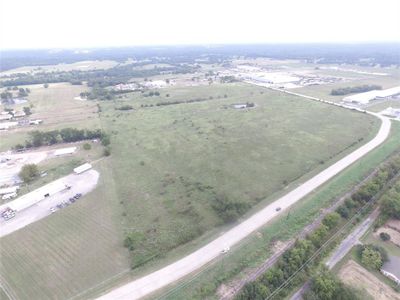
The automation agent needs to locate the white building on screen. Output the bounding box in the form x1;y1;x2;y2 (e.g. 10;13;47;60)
73;163;92;174
54;147;77;156
343;86;400;104
1;180;69;212
0;186;19;195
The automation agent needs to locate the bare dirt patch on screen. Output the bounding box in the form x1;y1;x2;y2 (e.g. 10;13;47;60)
387;219;400;232
338;260;400;300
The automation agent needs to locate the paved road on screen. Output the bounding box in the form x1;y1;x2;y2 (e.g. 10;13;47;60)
0;170;99;237
96;113;391;300
325;208;379;269
290;208;380;300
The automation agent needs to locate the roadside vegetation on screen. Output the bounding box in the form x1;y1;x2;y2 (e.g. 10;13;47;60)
237;153;400;299
157;122;400;300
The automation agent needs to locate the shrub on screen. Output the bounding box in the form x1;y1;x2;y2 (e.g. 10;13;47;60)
83;143;91;150
379;232;391;241
103;147;111;156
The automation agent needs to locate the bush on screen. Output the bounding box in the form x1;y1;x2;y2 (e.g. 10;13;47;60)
103;147;111;156
322;212;341;229
19;164;39;183
379;232;391;241
83;143;91;150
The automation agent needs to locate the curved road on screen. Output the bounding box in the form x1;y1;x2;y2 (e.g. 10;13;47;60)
97;113;391;300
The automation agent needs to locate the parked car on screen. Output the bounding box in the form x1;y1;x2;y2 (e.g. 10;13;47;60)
50;207;56;213
275;207;281;212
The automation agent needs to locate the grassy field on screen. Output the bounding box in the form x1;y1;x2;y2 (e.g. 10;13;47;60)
0;81;386;300
149;121;400;300
0;82;101;151
99;82;379;268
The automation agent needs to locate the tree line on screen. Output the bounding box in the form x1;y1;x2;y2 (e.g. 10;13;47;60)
330;84;382;96
237;153;400;300
14;128;109;150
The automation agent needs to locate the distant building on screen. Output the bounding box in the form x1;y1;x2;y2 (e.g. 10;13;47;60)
343;86;400;104
54;147;77;156
0;114;12;121
0;122;18;130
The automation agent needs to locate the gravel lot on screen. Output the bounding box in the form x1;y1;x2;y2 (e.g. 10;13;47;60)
0;170;99;237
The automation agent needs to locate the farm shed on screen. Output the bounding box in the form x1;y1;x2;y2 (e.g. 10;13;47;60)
54;147;77;156
73;163;92;174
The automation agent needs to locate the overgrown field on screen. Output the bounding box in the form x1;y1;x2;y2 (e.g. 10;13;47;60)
153;122;400;300
0;82;384;300
100;82;378;268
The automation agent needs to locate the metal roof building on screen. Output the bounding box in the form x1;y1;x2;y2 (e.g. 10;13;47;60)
0;179;68;212
343;86;400;104
73;163;92;174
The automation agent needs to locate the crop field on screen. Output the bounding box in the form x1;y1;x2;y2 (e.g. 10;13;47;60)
100;82;378;267
0;82;100;151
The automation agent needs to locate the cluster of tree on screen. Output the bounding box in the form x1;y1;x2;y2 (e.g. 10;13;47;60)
80;87;115;101
0;91;13;100
142;91;160;97
17;87;30;97
238;211;345;299
336;155;400;220
380;180;400;219
356;244;388;270
238;154;400;299
219;75;238;83
115;105;133;111
304;268;361;300
330;85;382;96
211;194;250;223
23;106;32;115
14;128;107;149
19;164;39;183
0;63;196;88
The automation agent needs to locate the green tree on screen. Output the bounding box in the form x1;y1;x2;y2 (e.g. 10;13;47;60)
322;212;341;229
19;164;39;183
361;247;382;270
23;106;32;115
381;193;400;219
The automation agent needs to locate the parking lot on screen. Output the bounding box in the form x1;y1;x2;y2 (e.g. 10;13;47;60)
0;169;99;237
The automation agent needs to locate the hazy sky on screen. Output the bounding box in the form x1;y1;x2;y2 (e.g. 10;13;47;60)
1;0;400;49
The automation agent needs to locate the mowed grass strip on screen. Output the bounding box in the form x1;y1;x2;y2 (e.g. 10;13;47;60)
0;160;130;300
100;83;379;267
